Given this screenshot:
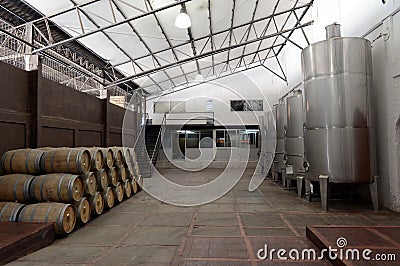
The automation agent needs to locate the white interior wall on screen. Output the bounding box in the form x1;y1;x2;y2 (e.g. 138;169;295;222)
147;67;280;126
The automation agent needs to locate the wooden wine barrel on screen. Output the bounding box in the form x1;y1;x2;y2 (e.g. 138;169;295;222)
107;167;118;187
95;169;108;191
18;203;76;234
130;149;137;163
133;162;141;177
102;148;114;168
89;192;104;216
0;202;25;222
117;165;127;182
131;179;138;194
80;172;97;196
137;175;143;190
1;149;44;175
0;174;35;202
123;180;132;198
87;148;103;171
123;148;131;165
29;174;83;203
111;147;123;167
103;187;114;209
113;182;124;203
40;148;91;174
73;197;90;224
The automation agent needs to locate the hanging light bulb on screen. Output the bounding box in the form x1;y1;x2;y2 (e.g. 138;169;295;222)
195;73;204;81
175;7;191;29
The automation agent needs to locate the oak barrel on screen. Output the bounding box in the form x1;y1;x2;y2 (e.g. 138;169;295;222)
18;202;76;234
117;165;127;182
123;148;131;165
111;147;123;167
40;148;90;174
103;187;114;209
0;202;25;222
1;149;44;175
113;182;124;203
89;192;104;216
0;174;35;202
87;148;103;171
131;179;138;194
73;197;90;224
80;172;97;196
102;148;114;168
107;167;118;186
29;174;83;203
95;169;108;191
123;180;132;198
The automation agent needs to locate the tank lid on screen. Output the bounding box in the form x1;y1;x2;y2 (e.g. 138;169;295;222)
325;23;341;39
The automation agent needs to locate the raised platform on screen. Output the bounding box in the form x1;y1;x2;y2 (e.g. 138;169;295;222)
307;225;400;265
0;222;54;265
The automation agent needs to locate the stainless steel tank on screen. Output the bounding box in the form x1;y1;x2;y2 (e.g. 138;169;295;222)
274;99;286;173
302;23;374;184
284;90;305;176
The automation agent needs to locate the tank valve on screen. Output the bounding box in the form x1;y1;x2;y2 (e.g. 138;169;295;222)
303;161;310;172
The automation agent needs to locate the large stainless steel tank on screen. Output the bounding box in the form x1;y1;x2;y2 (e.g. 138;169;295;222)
274;99;286;173
285;90;305;176
302;23;374;184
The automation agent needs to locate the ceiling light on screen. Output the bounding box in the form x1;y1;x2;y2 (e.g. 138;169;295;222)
175;7;191;29
195;73;204;81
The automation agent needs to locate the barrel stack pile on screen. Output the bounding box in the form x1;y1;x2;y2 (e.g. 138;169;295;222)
0;147;143;235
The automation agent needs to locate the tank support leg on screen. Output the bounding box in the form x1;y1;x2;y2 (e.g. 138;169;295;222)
296;176;303;198
282;169;287;188
319;175;329;212
369;175;379;212
305;179;312;202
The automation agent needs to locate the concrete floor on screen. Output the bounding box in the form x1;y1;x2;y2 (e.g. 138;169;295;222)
8;168;400;265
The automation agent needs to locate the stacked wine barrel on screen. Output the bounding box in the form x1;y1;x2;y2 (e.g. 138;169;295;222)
0;147;143;235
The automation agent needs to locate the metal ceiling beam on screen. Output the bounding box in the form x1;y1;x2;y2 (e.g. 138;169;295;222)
108;3;311;69
145;0;189;84
207;0;215;75
182;3;200;74
147;58;276;101
140;44;282;90
110;0;176;88
68;0;163;92
236;0;260;68
105;21;313;87
275;0;314;56
31;0;193;54
224;0;236;72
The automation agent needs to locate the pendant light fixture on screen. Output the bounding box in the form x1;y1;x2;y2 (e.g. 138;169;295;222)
175;6;191;29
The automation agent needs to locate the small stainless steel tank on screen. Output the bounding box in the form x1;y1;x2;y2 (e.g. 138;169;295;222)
302;23;374;184
284;90;305;177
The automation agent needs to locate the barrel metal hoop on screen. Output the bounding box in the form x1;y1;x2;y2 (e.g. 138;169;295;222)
9;151;16;174
17;205;26;222
25;149;32;174
57;204;69;234
67;176;75;202
66;149;73;173
40;151;47;173
23;176;33;201
13;175;22;201
57;174;66;201
76;149;83;173
0;203;8;220
29;204;41;222
34;151;44;175
44;203;54;222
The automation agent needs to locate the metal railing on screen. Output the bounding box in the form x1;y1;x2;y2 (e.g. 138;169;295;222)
150;114;167;166
164;112;215;125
